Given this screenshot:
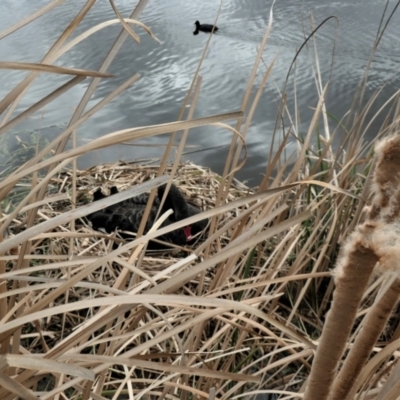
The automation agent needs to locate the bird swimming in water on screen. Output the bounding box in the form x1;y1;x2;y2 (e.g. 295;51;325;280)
193;20;219;35
87;183;208;250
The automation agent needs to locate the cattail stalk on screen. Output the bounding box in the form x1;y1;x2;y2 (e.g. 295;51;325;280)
303;239;378;400
304;135;400;400
330;278;400;400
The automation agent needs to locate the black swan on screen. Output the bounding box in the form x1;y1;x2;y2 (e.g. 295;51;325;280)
193;20;218;35
92;186;119;201
87;183;208;249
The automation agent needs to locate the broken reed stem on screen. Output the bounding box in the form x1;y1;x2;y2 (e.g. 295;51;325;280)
304;134;400;400
330;278;400;400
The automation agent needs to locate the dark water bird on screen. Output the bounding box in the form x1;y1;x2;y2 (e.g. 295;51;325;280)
87;183;208;249
193;20;218;35
92;186;119;201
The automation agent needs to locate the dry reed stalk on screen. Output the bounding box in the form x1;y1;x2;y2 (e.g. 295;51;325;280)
2;1;395;397
0;156;319;398
0;0;95;119
0;2;289;397
0;61;113;78
0;0;64;40
304;135;400;400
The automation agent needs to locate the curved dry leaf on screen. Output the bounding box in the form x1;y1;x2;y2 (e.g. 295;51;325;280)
348;336;400;398
0;279;128;301
0;76;86;138
109;0;161;44
0;0;65;40
0;61;113;78
0;354;94;380
0;176;170;253
0;372;39;400
61;354;259;382
0;293;304;342
61;17;161;53
213;122;248;176
0;111;243;192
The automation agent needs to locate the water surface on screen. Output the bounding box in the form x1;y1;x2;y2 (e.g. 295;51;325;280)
1;0;400;185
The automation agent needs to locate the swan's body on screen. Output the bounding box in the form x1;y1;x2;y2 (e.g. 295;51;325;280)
87;184;207;249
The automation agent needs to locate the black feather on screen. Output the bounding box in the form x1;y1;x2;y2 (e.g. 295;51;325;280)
87;183;208;249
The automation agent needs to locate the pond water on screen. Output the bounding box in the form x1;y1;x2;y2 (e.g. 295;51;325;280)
1;0;400;186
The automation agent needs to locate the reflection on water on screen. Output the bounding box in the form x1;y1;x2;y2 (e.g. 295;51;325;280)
1;0;400;185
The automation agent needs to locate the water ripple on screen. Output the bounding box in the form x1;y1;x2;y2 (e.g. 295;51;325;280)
1;0;400;182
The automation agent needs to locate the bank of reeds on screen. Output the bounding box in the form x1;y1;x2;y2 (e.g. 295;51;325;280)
1;1;400;399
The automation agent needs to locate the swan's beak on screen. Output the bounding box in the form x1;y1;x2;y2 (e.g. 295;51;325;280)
183;226;192;241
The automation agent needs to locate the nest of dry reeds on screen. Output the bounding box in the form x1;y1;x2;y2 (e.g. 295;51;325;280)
6;159;253;256
1;161;272;396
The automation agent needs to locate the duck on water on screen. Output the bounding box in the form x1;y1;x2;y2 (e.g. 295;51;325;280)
193;20;218;35
87;183;208;250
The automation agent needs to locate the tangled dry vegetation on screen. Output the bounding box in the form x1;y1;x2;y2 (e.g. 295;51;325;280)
5;161;253;269
2;1;400;400
0;158;318;400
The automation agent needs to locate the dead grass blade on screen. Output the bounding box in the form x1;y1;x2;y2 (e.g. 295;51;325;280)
0;61;113;78
0;371;40;400
109;0;161;44
0;111;243;192
0;0;96;119
61;17;161;53
0;176;169;253
0;354;94;380
50;0;149;165
0;76;85;137
2;1;398;398
0;0;65;40
62;354;259;383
